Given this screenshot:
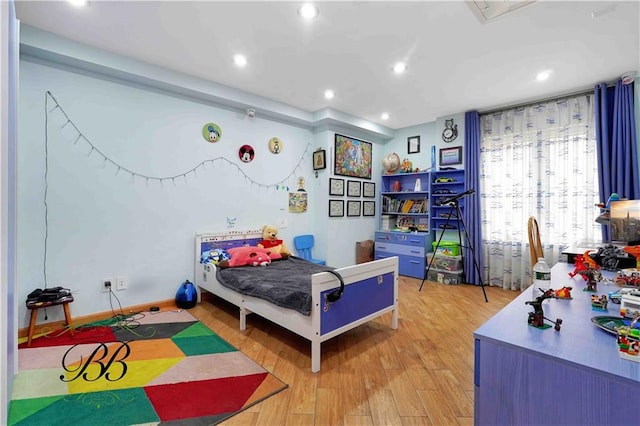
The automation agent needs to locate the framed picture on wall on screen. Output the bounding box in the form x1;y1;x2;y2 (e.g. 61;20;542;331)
334;134;373;179
363;182;375;198
313;149;327;170
347;200;361;217
329;200;344;217
407;136;420;154
439;146;462;166
347;180;361;197
329;178;345;196
363;201;376;216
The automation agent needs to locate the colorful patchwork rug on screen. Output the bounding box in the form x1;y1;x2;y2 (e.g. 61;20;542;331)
9;310;287;425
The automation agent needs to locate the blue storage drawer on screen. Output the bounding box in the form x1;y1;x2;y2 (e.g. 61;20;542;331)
374;231;430;278
398;256;426;279
375;232;427;246
374;242;425;258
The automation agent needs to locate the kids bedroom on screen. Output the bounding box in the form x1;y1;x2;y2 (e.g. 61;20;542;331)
1;1;639;425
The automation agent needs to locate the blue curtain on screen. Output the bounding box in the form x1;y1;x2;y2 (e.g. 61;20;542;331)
463;111;484;285
595;80;639;241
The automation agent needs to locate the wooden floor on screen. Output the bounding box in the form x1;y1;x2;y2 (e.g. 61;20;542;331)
188;276;519;426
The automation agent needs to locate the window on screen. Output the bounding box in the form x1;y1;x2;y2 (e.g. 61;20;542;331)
480;94;601;290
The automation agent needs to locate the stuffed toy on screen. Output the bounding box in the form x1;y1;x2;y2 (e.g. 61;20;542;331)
200;248;230;265
257;225;291;259
218;246;281;268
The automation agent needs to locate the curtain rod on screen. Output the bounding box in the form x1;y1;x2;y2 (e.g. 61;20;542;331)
478;79;621;116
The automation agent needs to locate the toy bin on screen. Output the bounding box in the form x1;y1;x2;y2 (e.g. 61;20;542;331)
427;267;463;285
426;253;463;272
431;241;460;256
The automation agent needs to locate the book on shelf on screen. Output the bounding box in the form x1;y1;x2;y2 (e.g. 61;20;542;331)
401;200;414;213
381;215;395;231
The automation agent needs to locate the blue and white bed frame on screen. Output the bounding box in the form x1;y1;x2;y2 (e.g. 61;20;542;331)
194;230;399;372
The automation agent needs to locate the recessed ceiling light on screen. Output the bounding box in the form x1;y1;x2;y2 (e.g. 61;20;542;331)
298;3;319;20
381;113;390;120
233;54;247;68
392;62;407;74
67;0;88;6
536;70;551;81
324;90;335;99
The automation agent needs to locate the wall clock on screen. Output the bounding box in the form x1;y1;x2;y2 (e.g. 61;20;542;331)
442;119;458;143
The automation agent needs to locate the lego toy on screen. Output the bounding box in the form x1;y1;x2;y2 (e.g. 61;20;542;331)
568;254;588;279
617;315;640;362
608;287;640;304
569;251;599;280
525;289;562;331
620;292;640;319
583;267;602;292
554;286;573;299
591;294;608;311
614;268;640;289
623;246;640;269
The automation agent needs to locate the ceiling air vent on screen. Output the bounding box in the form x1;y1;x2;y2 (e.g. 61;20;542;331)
467;0;536;23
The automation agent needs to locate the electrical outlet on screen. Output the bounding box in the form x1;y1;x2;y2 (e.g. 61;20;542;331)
276;217;288;228
102;279;112;293
116;277;127;291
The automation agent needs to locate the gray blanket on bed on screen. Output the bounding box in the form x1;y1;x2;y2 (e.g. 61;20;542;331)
216;256;333;316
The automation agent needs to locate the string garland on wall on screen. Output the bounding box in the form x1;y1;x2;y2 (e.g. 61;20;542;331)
41;90;312;289
44;91;312;191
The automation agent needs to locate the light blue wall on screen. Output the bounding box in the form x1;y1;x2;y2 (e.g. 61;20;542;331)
380;122;435;173
16;40;397;327
380;113;466;174
17;59;325;327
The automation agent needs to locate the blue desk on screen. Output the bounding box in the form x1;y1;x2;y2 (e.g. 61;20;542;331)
474;262;640;425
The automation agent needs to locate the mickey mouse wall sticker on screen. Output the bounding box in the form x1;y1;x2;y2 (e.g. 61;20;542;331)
238;145;255;163
442;118;458;143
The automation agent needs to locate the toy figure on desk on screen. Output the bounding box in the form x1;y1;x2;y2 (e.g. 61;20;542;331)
591;294;608;311
568;254;588;278
582;267;602;292
525;289;562;331
554;286;573;299
569;251;599;280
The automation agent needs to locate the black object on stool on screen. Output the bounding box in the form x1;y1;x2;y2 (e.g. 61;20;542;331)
26;287;74;346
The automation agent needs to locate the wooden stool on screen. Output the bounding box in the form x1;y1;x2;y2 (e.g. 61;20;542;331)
26;297;74;346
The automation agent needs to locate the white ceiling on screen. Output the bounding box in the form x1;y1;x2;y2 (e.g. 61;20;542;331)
14;1;640;129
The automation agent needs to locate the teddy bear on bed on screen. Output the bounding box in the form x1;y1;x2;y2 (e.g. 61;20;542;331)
257;225;291;259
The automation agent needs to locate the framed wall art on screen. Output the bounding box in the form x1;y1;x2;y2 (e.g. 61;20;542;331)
334;134;373;179
363;182;376;198
439;146;463;166
407;135;420;154
363;200;376;216
347;200;361;217
329;200;344;217
288;192;308;213
347;180;361;197
313;149;327;170
329;178;345;196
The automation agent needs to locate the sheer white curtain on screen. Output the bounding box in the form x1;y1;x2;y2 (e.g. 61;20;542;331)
480;95;601;291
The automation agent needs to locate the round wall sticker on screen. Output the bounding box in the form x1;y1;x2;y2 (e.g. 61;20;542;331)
239;145;255;163
202;123;222;143
268;137;283;154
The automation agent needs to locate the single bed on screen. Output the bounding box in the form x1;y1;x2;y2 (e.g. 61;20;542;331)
194;230;399;372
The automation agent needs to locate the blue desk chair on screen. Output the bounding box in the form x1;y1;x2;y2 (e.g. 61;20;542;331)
293;234;326;265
